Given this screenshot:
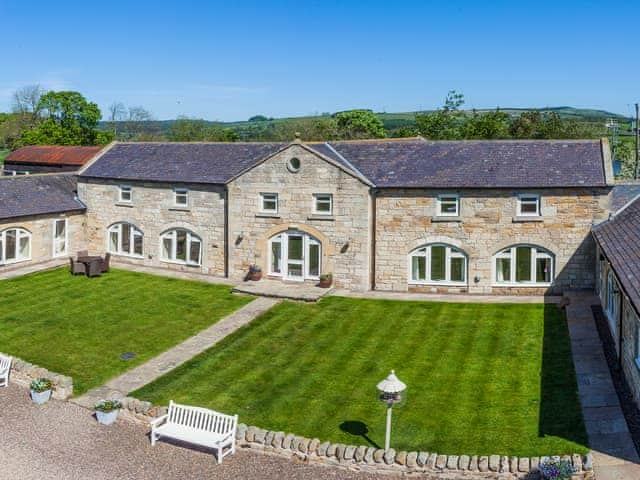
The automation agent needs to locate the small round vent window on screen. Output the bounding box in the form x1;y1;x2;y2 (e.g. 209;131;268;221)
287;157;301;173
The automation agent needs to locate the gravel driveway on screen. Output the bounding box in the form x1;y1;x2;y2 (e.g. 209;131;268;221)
0;384;398;480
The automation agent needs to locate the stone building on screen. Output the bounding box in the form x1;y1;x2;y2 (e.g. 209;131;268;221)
1;138;614;295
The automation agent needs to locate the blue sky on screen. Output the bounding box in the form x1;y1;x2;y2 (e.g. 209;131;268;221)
0;1;637;121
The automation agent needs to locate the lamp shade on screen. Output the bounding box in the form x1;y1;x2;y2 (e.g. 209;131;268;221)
377;370;406;394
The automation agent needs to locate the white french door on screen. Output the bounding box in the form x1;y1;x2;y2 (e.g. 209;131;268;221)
53;219;68;257
268;231;321;281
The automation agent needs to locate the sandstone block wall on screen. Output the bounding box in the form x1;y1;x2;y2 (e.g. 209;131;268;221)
227;145;372;291
77;179;226;276
375;188;610;294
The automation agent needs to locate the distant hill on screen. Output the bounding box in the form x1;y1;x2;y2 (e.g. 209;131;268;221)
99;106;630;141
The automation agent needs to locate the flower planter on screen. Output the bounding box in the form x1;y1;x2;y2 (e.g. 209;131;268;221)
318;278;332;288
96;409;120;425
31;389;52;405
248;271;262;281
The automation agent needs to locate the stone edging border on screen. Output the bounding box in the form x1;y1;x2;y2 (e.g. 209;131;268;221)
3;352;73;400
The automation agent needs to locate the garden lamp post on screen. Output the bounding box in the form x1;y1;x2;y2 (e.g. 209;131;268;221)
377;370;407;451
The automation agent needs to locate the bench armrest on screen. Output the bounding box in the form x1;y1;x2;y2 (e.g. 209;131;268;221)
150;414;168;428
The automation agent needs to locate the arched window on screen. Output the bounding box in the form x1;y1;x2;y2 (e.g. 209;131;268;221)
160;229;202;265
108;222;143;257
494;244;553;285
0;227;31;265
409;244;467;285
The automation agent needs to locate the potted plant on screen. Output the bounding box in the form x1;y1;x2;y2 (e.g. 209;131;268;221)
538;458;576;480
319;273;333;288
30;378;53;404
247;265;262;281
94;399;123;425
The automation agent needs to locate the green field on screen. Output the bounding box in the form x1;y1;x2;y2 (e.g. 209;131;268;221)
0;268;253;394
134;296;588;456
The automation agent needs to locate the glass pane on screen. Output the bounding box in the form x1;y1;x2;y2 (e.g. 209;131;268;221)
121;224;131;254
176;230;187;261
430;246;446;281
19;234;30;258
263;199;277;211
288;235;303;260
271;241;282;273
5;230;16;260
516;246;532;282
450;257;464;282
308;243;320;276
0;237;3;261
55;220;66;237
189;238;201;264
520;200;538;214
536;257;551;283
288;263;303;277
412;255;426;281
162;237;172;259
496;258;511;282
110;230;118;252
316;201;331;212
134;232;143;256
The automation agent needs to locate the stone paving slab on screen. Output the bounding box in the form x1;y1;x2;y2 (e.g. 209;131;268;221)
0;258;67;280
73;296;280;407
113;261;237;285
332;288;563;304
233;278;333;302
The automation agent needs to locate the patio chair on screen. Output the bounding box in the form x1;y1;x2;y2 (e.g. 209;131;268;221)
101;253;111;273
86;259;102;278
0;353;12;388
69;257;85;275
77;250;89;258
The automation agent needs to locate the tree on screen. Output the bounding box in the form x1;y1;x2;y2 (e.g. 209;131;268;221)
462;109;511;139
11;84;45;127
107;101;127;135
415;90;466;140
15;90;112;146
334;109;385;139
248;115;269;122
273;117;339;141
168;118;238;142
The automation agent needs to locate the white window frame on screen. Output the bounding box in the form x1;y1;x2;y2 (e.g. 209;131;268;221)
119;185;132;203
517;194;540;217
173;187;189;207
52;218;68;257
160;229;202;266
260;192;278;214
605;270;620;338
493;244;554;286
408;244;467;286
107;222;144;258
312;193;333;215
0;227;32;266
436;194;460;217
268;231;321;281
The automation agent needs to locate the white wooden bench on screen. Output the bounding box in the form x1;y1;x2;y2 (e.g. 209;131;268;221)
150;401;238;464
0;354;12;388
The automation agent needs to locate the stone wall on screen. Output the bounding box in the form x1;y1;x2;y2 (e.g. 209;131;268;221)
77;178;226;276
0;211;84;273
3;352;73;400
375;188;610;294
227;144;372;291
620;298;640;410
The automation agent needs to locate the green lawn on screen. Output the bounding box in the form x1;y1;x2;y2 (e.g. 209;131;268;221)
133;296;588;456
0;268;253;394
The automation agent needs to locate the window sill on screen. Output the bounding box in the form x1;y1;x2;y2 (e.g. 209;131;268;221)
431;216;462;223
115;202;134;208
0;257;31;267
256;213;280;219
109;252;144;260
307;215;335;221
169;206;191;212
159;259;202;268
492;282;551;288
409;281;467;287
512;216;544;223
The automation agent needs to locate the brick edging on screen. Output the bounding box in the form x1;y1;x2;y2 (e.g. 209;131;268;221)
3;352;73;400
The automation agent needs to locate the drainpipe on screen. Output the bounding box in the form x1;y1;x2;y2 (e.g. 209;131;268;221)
224;186;229;278
370;188;377;291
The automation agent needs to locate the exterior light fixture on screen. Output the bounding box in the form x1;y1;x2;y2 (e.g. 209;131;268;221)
376;370;407;451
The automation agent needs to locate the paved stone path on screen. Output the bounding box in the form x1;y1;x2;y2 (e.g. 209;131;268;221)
233;277;333;301
565;291;640;480
333;288;562;304
74;296;280;407
1;384;391;480
0;258;66;280
114;261;237;285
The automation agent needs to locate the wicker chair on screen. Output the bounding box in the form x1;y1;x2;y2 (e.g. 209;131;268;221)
69;257;85;275
86;259;102;278
101;253;111;273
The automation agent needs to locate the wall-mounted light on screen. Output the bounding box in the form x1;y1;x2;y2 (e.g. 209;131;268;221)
474;275;481;283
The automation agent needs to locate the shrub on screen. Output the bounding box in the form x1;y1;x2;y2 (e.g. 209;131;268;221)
30;378;53;393
539;459;576;480
94;399;123;412
319;273;333;281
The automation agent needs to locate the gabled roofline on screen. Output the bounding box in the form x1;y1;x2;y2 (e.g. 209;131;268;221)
601;137;615;186
323;142;375;187
224;141;375;187
77;142;117;176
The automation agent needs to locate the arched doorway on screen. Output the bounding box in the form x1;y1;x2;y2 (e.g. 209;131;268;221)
268;230;321;281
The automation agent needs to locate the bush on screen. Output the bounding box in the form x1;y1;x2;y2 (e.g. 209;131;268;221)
538;459;576;480
30;378;52;393
94;399;123;412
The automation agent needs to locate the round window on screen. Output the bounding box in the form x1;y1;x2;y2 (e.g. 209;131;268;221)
287;157;301;172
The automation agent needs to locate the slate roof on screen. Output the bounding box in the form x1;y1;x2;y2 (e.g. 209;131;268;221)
6;146;103;166
311;138;608;188
80;139;609;188
81;142;286;184
611;183;640;211
0;174;86;220
593;197;640;314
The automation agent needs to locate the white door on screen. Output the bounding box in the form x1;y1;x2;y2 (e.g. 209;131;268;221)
53;219;67;257
286;233;304;281
268;231;321;281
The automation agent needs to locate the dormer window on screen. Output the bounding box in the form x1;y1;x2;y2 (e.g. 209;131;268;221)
517;194;540;217
119;185;132;203
174;187;189;207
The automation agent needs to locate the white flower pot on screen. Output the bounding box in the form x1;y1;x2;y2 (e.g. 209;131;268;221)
96;409;119;425
31;389;52;404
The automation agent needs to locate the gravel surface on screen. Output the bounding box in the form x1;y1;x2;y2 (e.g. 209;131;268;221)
0;384;398;480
